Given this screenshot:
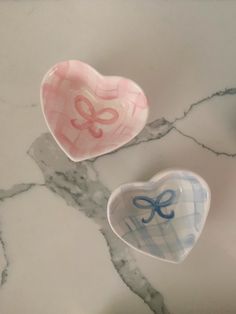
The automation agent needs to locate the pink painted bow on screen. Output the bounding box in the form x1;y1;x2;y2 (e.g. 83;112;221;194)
71;95;119;138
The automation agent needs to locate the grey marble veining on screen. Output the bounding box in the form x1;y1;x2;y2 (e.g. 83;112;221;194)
0;183;42;285
173;88;236;157
172;88;236;123
0;231;8;286
27;133;170;314
1;87;236;313
1;1;236;313
0;184;41;202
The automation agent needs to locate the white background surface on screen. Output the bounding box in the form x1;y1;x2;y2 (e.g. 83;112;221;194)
0;1;236;314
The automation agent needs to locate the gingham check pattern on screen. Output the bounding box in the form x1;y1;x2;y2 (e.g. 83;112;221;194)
114;172;208;262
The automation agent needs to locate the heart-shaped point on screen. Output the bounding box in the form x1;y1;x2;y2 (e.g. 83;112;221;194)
107;169;211;263
40;60;149;161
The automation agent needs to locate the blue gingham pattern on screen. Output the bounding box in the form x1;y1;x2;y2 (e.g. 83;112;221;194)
111;171;209;262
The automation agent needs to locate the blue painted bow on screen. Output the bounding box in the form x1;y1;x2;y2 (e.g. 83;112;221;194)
132;189;176;223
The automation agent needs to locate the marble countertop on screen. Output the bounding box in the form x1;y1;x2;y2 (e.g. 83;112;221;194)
0;1;236;314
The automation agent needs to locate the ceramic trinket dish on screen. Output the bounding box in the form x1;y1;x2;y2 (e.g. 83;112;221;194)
107;169;211;263
41;60;149;162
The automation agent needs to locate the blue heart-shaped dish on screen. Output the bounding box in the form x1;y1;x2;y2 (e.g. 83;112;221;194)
107;169;211;263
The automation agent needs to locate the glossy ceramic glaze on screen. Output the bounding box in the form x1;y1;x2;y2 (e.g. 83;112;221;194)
41;60;149;161
107;169;211;263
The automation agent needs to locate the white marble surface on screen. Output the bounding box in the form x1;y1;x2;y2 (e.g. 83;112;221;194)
0;1;236;314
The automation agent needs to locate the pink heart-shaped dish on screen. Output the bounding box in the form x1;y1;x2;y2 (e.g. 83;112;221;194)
40;60;149;161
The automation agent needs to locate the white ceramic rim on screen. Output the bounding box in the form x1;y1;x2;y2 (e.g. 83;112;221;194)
107;168;211;264
40;59;149;162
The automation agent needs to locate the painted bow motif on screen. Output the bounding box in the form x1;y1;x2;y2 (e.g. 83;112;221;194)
132;189;176;223
71;95;119;138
